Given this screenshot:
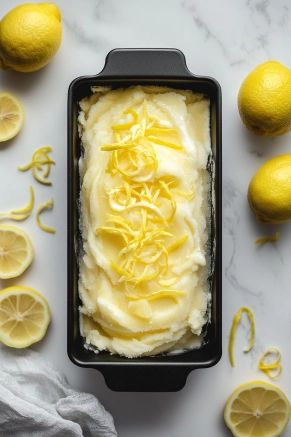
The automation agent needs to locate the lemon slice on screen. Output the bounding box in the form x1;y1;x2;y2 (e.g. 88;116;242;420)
0;286;50;348
224;381;291;437
0;92;24;142
0;225;34;279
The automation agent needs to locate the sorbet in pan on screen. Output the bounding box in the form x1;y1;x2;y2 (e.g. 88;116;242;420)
78;86;211;358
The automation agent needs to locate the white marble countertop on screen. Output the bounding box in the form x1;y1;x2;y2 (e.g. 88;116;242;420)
1;0;291;436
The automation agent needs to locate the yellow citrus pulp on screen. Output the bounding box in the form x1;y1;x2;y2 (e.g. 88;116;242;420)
238;61;291;137
0;3;62;72
0;92;24;142
224;381;291;437
0;286;50;348
0;225;34;279
248;155;291;224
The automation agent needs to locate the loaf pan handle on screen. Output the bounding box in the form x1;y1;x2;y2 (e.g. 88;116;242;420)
99;365;193;392
99;48;193;78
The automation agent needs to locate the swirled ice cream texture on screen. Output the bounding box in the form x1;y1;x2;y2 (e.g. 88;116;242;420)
78;86;211;358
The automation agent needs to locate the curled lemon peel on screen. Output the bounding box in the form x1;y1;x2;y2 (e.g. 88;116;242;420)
0;186;34;221
255;232;280;244
19;146;55;185
99;100;192;304
228;307;255;368
111;109;138;131
258;348;282;379
36;199;56;234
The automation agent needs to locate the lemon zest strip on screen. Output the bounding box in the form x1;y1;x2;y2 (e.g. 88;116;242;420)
101;142;137;151
167;234;189;253
145;128;177;135
0;186;35;221
32;166;52;185
36;199;56;234
258;348;282;379
175;189;195;200
147;136;183;150
158;277;177;286
110;260;132;280
96;227;129;245
228;306;255;367
111;109;138;131
255;232;280;244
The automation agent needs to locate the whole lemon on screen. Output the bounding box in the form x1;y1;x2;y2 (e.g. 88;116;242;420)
248;154;291;224
238;61;291;137
0;3;62;73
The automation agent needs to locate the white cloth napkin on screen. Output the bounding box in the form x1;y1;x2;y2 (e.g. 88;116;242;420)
0;347;117;437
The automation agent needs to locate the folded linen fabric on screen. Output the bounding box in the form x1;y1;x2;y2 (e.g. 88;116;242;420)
0;347;117;437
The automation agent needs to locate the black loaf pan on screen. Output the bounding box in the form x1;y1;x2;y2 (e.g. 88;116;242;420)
67;48;222;392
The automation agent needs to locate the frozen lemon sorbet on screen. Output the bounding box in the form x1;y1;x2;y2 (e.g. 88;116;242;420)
78;86;212;358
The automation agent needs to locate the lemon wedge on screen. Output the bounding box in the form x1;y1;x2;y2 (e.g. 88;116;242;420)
224;381;291;437
0;92;24;142
0;286;50;348
0;225;34;279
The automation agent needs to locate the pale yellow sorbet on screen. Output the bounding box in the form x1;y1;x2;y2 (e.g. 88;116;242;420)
78;86;212;358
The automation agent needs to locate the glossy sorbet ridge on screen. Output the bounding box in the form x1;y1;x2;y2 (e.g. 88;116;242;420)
78;86;211;358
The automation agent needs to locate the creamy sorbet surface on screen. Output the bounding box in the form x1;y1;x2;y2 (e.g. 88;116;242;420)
78;86;212;358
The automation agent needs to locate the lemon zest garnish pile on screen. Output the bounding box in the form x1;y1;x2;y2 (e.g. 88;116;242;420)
36;198;56;234
98;100;191;304
0;186;34;221
228;306;255;367
255;232;280;244
258;347;282;379
19;146;55;185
